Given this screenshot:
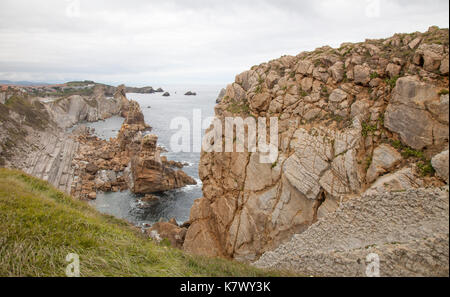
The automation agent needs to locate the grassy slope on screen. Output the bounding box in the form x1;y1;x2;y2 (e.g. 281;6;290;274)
0;168;287;277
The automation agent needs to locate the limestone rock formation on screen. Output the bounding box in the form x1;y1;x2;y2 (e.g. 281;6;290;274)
254;188;449;277
366;144;402;183
216;88;226;103
0;86;127;193
125;86;156;94
71;99;196;199
432;150;449;183
46;85;128;129
384;77;448;150
1;83;196;199
147;221;188;249
183;27;449;263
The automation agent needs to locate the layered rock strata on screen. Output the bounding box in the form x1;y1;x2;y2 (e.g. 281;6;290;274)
0;86;127;192
183;27;449;263
254;187;449;277
1;85;195;199
71;100;196;199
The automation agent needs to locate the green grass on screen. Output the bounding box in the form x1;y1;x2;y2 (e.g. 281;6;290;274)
438;89;449;96
389;140;425;160
4;95;50;130
0;168;288;277
385;76;399;89
401;147;425;160
227;99;251;115
361;122;378;137
417;161;435;177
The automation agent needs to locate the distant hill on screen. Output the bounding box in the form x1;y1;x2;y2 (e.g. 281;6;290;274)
0;80;53;86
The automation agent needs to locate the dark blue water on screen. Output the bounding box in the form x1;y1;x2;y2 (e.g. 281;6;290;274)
87;85;219;226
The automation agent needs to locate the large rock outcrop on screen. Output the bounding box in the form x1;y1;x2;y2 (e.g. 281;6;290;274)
0;86;127;193
46;85;128;129
71;99;196;199
254;187;449;277
384;77;448;150
183;27;449;263
1;84;196;198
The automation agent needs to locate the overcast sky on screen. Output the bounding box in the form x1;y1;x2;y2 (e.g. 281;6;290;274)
0;0;448;86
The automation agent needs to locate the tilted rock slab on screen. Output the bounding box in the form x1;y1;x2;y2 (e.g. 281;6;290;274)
183;27;449;263
254;188;449;277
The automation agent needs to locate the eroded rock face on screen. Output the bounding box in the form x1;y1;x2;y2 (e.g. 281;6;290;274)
254;188;449;277
147;222;188;249
183;27;449;262
432;150;449;183
71;99;196;199
366;144;402;183
384;77;448;150
47;85;127;129
1;86;128;194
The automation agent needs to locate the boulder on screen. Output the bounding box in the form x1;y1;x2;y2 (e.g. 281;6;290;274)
250;93;271;111
414;44;445;72
184;91;197;96
386;63;402;78
432;150;449;183
366;144;402;183
426;94;449;124
162;92;170;97
408;37;422;49
87;192;97;200
329;89;348;103
95;170;117;187
365;167;423;195
353;65;371;85
216;88;226;103
300;77;313;92
85;163;98;175
147;222;187;249
440;57;449;75
296;60;314;75
384;77;447;150
235;70;258;91
329;61;345;82
265;71;280;89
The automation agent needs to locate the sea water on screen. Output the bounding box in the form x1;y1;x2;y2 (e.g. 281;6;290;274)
86;84;220;226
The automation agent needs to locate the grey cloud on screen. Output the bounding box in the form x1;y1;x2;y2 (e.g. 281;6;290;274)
0;0;448;85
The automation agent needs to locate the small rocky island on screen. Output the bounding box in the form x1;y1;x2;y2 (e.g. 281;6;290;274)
184;91;197;96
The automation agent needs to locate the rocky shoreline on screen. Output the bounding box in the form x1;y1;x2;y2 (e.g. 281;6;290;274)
1;26;448;277
0;84;196;202
71;97;196;200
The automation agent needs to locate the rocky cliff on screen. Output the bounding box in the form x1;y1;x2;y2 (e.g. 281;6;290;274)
254;187;449;276
1;84;195;199
183;26;449;266
0;85;128;193
71;100;196;200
